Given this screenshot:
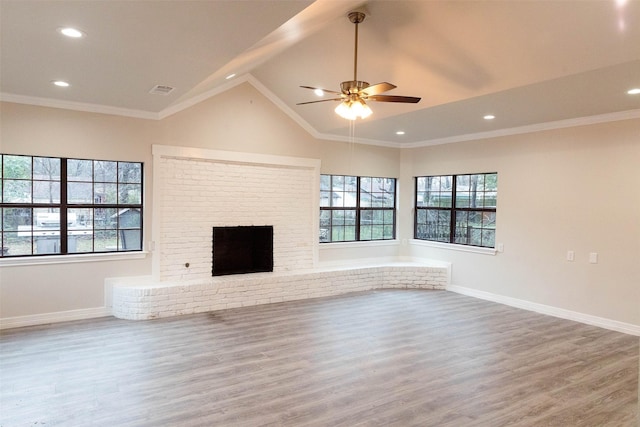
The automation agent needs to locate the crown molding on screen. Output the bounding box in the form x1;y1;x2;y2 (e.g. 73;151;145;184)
3;86;638;150
0;92;158;120
403;109;640;148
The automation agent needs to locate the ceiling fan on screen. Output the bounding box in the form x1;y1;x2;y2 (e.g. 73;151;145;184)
298;11;421;120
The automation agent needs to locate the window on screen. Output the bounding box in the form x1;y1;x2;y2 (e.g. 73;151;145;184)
320;175;396;243
1;154;143;257
415;173;497;248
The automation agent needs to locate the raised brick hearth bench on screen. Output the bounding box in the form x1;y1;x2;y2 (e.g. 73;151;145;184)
108;262;450;320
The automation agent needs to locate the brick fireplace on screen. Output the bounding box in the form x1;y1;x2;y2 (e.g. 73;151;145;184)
108;145;449;320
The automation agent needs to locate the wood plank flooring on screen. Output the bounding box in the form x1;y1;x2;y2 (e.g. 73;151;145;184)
1;290;638;426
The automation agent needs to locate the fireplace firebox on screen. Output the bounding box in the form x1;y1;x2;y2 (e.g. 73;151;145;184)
212;226;273;276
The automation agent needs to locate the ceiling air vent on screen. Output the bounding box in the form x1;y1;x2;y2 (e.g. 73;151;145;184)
149;85;174;95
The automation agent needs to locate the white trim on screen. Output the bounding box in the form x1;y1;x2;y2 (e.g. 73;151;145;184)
158;74;253;120
0;251;148;267
403;109;640;148
0;92;158;120
410;239;497;255
151;144;321;169
319;239;400;250
447;284;640;336
0;307;111;330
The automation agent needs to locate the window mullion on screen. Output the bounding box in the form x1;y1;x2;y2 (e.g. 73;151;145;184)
450;175;457;244
355;177;361;241
60;158;68;254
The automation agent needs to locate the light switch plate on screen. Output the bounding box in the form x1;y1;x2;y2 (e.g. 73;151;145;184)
589;252;598;264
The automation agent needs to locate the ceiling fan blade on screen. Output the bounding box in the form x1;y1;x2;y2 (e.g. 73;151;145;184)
368;95;421;104
296;98;343;105
300;85;342;95
360;82;396;96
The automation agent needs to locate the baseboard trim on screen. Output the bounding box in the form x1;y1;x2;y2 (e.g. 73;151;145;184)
447;285;640;336
0;307;112;330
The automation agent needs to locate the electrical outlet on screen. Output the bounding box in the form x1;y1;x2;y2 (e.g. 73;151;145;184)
567;250;575;261
589;252;598;264
496;243;504;252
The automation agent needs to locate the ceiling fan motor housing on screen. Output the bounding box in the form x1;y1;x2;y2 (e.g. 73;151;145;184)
341;80;370;95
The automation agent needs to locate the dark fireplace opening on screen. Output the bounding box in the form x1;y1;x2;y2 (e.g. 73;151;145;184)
212;226;273;276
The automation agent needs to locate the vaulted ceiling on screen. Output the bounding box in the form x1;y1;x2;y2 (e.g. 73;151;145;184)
1;0;639;147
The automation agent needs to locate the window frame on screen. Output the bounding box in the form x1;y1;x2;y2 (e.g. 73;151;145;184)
1;154;144;258
320;174;397;243
414;173;497;248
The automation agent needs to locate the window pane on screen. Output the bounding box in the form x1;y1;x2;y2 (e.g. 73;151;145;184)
67;159;93;181
2;155;31;179
3;208;33;255
68;182;93;204
119;229;141;250
3;231;31;256
470;228;482;246
118;162;142;184
94;161;117;182
33;181;61;204
383;225;394;239
331;210;344;226
439;192;452;208
343;191;357;207
95;208;118;229
33;157;60;180
360;177;372;193
320;174;330;191
3;180;31;203
344;210;356;226
485;173;498;191
94;230;117;252
456;191;470;208
360;225;372;240
482;229;495;248
456;175;469;191
384;210;394;223
484;192;497;208
483;212;496;228
118;184;142;205
69;234;93;253
3;207;32;231
68;208;93;253
33;207;61;254
118;208;141;228
94;183;117;204
344;176;357;192
320;190;331;207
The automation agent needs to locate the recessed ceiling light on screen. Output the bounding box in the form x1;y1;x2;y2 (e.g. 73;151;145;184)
52;80;70;87
396;131;405;135
58;27;84;38
225;73;236;80
627;88;640;95
314;89;324;97
484;115;496;120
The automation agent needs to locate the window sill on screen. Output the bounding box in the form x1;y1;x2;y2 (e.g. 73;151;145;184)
410;239;496;255
319;240;400;250
0;251;148;267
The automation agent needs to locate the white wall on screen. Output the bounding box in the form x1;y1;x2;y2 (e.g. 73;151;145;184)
0;83;399;323
1;83;638;331
398;118;640;327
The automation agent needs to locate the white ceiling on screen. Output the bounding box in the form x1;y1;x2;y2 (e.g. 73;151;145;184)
1;0;639;147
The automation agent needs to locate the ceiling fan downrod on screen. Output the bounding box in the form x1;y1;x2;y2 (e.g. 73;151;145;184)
348;11;366;87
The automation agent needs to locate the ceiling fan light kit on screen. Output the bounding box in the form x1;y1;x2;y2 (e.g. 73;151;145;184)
298;11;420;121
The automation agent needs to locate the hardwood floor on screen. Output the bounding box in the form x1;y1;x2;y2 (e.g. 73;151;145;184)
1;290;638;426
